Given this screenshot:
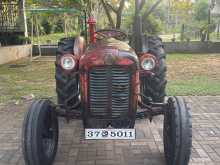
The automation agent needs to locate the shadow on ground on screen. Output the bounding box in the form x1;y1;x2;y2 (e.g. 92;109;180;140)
0;96;220;165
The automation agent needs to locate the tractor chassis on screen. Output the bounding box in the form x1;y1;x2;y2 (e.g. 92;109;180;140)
52;95;172;122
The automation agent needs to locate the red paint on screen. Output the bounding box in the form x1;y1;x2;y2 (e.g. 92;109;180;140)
131;71;139;111
59;54;79;74
79;44;138;111
58;37;143;117
80;73;88;106
138;53;159;72
79;47;118;71
116;58;134;65
87;17;96;44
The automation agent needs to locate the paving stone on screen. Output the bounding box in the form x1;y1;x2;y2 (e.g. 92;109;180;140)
0;96;220;165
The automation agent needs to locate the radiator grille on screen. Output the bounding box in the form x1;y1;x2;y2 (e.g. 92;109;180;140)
89;67;131;118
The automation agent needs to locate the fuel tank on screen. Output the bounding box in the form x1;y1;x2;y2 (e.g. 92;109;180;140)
79;38;139;70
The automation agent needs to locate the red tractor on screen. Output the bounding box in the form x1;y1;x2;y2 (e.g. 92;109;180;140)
22;1;192;165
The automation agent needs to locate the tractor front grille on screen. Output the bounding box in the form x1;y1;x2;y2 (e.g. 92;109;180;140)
89;67;131;118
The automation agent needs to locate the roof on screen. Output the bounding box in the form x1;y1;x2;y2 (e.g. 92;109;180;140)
26;8;81;14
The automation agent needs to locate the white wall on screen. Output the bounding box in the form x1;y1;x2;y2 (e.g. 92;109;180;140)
0;45;31;65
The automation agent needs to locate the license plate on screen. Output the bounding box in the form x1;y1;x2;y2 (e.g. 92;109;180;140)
85;129;136;140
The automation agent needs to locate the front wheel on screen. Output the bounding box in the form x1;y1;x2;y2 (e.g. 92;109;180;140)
22;99;59;165
163;96;192;165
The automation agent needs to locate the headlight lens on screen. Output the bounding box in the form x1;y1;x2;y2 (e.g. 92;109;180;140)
141;57;156;71
61;55;76;70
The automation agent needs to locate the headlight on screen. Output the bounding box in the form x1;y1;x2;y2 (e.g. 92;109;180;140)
141;57;156;71
61;54;76;70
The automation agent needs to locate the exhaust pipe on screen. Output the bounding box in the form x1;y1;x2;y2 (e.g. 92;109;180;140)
134;0;148;54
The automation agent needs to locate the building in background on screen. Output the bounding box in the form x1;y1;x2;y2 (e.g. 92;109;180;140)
0;0;28;46
211;0;220;37
211;0;220;16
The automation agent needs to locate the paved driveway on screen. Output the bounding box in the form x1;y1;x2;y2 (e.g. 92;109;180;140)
0;96;220;165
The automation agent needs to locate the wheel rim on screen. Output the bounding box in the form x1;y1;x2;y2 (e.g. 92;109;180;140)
41;110;57;158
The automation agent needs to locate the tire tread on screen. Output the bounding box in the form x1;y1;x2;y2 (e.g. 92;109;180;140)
141;36;167;103
55;37;79;106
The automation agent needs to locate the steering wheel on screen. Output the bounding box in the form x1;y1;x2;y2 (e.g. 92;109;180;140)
95;29;127;40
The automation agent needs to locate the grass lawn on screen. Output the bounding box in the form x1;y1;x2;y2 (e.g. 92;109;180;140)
32;32;77;44
0;58;56;104
167;54;220;96
0;54;220;104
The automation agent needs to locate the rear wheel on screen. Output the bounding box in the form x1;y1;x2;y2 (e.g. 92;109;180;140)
22;99;58;165
55;38;79;107
163;96;192;165
141;36;167;103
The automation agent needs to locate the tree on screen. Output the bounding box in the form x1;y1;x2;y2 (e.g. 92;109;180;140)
192;0;216;41
142;0;162;19
193;0;208;22
168;0;193;26
25;0;86;36
27;0;82;7
101;0;126;29
122;0;163;35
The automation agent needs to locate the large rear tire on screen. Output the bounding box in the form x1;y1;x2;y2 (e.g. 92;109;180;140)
22;99;59;165
141;36;167;103
163;96;192;165
55;38;79;107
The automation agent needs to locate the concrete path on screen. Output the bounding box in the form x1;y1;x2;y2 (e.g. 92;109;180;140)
0;96;220;165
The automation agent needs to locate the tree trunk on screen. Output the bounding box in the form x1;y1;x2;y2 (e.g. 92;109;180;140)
116;0;125;29
22;0;28;37
180;24;185;42
116;14;121;29
18;0;28;37
217;18;220;39
207;8;211;41
143;0;162;18
140;0;146;11
101;0;115;28
64;14;67;36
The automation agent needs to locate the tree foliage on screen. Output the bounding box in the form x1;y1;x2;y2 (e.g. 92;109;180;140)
191;0;216;41
169;0;193;25
27;0;82;8
122;0;163;35
25;0;84;36
193;0;208;22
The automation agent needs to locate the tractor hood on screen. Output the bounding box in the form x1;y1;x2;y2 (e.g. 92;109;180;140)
79;38;139;70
